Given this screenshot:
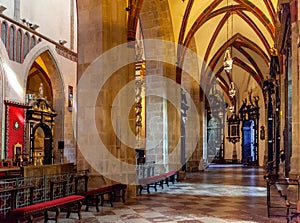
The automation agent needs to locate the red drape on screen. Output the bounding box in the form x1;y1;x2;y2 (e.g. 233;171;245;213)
5;103;25;159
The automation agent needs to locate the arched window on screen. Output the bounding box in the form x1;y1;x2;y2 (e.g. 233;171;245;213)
23;32;30;59
9;25;16;60
30;35;36;49
1;22;8;49
16;29;22;63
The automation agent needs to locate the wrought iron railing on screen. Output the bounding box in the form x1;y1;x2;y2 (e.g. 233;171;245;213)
136;162;155;179
0;172;82;216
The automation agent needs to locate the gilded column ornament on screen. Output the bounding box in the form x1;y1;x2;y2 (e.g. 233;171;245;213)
135;41;145;148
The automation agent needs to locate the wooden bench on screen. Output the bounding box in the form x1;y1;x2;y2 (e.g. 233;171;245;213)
161;170;179;186
138;170;178;194
9;195;84;223
138;175;163;194
83;183;127;212
9;179;85;223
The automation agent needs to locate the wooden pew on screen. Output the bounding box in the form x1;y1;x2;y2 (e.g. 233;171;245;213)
138;170;179;194
9;195;84;223
9;179;84;223
83;183;127;212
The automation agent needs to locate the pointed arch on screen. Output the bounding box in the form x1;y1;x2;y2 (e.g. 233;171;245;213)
202;33;267;91
206;33;269;74
1;21;8;49
24;46;65;163
262;0;276;24
9;25;16;61
178;0;195;46
179;3;275;67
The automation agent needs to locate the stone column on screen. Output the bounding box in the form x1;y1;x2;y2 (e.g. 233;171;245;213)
199;100;206;170
290;0;300;176
77;0;136;197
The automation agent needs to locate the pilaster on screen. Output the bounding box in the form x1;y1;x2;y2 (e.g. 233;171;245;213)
289;1;300;176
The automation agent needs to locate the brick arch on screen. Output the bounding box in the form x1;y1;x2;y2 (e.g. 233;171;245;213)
207;54;263;104
25;49;64;163
262;0;276;24
207;33;269;72
139;1;174;42
202;33;267;90
181;4;274;63
138;0;176;78
128;0;175;43
212;66;234;104
198;10;271;83
211;41;265;84
233;0;274;34
8;24;16;61
178;0;197;46
0;21;8;48
200;11;230;77
213;46;264;86
177;1;275;84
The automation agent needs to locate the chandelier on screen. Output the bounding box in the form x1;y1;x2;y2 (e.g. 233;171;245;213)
223;3;236;99
229;81;236;97
229;105;234;113
223;49;233;72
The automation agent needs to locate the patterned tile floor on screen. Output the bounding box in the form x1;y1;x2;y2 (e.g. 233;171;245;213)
36;165;288;223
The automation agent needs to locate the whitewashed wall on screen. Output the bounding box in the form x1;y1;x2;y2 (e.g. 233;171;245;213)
1;0;77;51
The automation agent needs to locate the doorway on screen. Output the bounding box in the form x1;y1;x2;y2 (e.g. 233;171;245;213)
242;119;255;165
32;123;53;165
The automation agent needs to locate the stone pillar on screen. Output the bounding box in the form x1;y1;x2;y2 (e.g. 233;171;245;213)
202;100;208;167
290;0;300;176
145;71;167;174
139;0;180;174
199;100;206;170
77;0;136;197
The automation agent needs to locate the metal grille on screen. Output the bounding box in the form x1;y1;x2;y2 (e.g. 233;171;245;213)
0;173;75;216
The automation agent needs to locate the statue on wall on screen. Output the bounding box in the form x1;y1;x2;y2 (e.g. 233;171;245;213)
39;82;44;98
269;47;280;78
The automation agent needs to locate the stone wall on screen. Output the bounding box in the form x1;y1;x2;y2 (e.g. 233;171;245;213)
76;0;136;196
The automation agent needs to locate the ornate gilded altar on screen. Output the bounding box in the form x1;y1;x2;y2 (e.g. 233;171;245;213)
26;86;57;165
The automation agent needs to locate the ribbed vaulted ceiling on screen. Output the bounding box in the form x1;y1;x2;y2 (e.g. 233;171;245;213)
169;0;278;96
128;0;279;100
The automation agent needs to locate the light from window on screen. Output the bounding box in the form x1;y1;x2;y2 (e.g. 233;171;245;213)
23;32;29;59
9;25;15;60
17;29;22;63
1;22;8;48
30;35;36;49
